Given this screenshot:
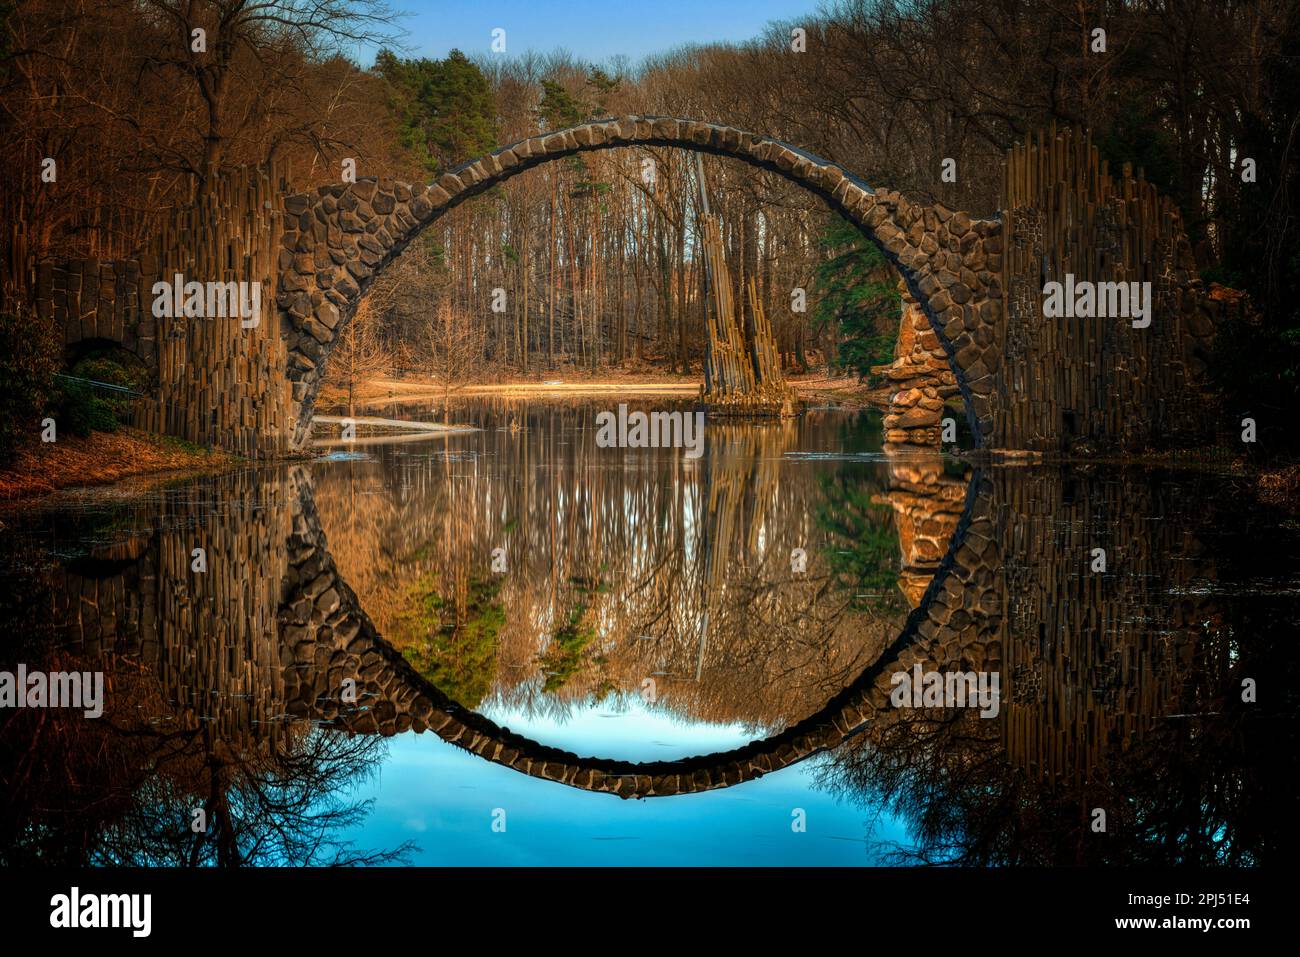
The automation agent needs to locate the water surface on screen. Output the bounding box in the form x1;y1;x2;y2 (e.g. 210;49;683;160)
0;398;1293;866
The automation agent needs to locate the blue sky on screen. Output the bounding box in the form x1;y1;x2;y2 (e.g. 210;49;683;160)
337;729;911;866
391;0;824;67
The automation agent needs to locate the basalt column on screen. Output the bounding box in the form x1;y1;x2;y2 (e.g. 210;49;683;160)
135;164;294;458
998;129;1221;454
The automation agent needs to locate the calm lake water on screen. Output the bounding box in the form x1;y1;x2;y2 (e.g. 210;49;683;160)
0;397;1294;866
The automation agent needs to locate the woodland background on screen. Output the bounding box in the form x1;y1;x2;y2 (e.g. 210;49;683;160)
1;0;1297;436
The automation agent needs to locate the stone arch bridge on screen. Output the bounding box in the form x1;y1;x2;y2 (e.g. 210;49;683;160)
276;116;1003;450
30;118;1234;457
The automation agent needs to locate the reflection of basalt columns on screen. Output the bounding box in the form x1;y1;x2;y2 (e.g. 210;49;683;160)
279;465;1233;794
990;468;1224;784
48;468;296;745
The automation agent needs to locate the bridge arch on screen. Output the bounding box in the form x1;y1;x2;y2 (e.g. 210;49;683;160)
278;116;1005;449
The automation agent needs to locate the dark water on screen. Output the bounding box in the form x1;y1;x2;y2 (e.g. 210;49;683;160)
0;398;1294;866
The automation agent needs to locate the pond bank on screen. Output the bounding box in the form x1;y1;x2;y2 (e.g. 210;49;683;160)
0;428;233;505
5;399;1297;515
324;370;888;412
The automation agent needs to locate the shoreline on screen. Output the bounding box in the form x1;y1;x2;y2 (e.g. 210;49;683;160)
0;428;235;508
2;379;1295;510
327;370;891;413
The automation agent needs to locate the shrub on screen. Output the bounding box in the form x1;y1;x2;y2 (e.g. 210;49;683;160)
70;353;148;393
51;379;121;438
67;353;142;424
0;309;60;462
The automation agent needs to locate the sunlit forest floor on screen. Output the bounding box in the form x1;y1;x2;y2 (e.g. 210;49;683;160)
328;368;889;413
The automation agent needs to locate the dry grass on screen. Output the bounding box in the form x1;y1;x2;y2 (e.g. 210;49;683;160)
0;428;231;502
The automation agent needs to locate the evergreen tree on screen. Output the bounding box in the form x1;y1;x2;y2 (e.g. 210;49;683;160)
375;48;497;177
812;216;900;382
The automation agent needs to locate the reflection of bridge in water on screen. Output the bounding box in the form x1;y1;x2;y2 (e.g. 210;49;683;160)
39;452;1238;800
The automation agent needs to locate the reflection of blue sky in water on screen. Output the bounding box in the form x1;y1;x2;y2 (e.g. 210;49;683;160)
479;694;754;761
335;728;911;866
315;404;911;863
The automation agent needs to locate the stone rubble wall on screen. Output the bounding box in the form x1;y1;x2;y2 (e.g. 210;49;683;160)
875;286;963;447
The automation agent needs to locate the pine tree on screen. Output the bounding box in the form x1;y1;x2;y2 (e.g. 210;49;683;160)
375;49;497;176
812;216;900;382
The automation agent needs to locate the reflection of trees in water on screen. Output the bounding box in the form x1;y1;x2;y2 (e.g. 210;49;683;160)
91;726;412;867
395;571;505;707
820;696;1274;866
0;477;413;867
815;467;908;613
814;469;1295;866
2;688;411;866
314;401;915;733
3;431;1290;859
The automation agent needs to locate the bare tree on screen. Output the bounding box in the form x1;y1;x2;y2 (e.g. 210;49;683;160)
135;0;404;181
424;298;487;414
328;297;391;417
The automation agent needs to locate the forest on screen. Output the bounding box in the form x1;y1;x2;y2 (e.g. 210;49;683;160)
2;0;1298;439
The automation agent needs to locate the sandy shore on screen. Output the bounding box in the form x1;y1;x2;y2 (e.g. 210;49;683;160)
334;371;882;411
